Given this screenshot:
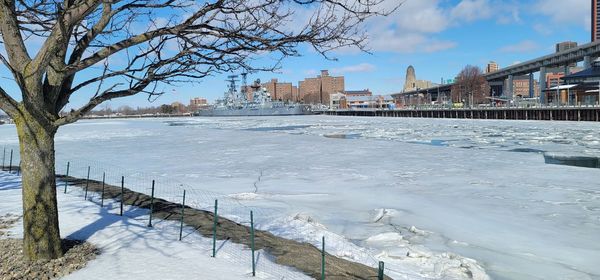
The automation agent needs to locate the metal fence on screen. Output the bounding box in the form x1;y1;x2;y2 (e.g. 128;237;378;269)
1;145;392;280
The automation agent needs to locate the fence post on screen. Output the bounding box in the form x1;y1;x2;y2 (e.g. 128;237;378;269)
84;166;90;200
179;190;186;241
148;180;155;227
120;176;124;216
100;172;106;207
8;149;12;173
212;199;218;258
378;261;384;280
251;210;256;277
321;236;325;280
63;162;70;194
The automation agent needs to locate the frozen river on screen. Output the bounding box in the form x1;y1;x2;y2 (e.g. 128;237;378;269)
1;116;599;279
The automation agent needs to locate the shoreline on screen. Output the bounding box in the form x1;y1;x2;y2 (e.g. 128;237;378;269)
55;172;390;280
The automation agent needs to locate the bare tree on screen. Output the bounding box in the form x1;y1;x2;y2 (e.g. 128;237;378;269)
0;0;397;260
451;65;490;107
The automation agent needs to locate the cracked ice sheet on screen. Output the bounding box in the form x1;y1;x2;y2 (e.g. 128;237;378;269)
1;116;600;279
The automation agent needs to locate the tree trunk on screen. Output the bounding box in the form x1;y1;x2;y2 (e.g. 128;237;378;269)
14;114;63;260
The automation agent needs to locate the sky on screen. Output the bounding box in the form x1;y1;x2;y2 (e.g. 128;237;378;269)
0;0;593;110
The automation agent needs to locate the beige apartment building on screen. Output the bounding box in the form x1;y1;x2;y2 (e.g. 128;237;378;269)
486;61;499;73
298;70;344;104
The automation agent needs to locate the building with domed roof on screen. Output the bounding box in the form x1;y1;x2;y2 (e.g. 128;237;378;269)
403;65;433;92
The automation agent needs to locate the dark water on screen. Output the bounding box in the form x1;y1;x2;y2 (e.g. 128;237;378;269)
509;148;546;154
544;154;600;169
246;125;311;132
323;133;362;139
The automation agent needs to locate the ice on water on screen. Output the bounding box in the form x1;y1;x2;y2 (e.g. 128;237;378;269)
1;116;599;280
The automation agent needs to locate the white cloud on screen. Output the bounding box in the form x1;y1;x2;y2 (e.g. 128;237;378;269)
450;0;492;22
499;40;539;53
496;5;522;25
393;0;449;33
303;0;520;54
330;63;376;75
355;0;518;54
535;0;590;29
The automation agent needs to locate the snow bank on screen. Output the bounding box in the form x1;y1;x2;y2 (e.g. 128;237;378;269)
0;172;310;280
261;212;489;280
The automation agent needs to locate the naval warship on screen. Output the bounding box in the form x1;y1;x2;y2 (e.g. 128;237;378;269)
196;74;312;117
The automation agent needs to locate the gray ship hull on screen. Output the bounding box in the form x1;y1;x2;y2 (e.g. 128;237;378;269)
196;105;311;116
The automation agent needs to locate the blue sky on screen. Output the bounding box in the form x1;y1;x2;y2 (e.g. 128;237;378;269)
0;0;592;110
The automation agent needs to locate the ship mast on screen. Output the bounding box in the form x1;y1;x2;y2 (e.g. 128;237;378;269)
241;73;248;101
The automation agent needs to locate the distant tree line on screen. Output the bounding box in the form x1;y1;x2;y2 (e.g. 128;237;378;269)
87;103;192;116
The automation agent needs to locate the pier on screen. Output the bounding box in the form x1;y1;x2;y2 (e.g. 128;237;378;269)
323;107;600;122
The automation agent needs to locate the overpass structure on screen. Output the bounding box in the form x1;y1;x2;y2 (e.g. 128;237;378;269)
392;41;600;104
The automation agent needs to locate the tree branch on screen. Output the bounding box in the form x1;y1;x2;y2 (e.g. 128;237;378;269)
0;85;19;117
55;78;152;126
0;0;31;72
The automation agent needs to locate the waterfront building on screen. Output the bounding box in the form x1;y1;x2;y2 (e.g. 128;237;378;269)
562;59;600;105
298;70;344;105
329;92;347;109
344;89;372;97
485;61;499;73
346;95;395;109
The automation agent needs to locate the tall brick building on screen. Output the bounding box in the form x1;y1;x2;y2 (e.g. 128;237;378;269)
298;70;344;104
262;79;298;102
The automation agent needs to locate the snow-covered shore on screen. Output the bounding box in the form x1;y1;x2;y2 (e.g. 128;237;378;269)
0;172;310;280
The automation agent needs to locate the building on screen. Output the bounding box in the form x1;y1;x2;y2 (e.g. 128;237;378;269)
262;79;298;102
594;0;600;41
344;89;372;97
486;61;499;73
563;59;600;105
506;75;540;98
403;66;433;91
555;41;578;67
298;70;344;105
189;97;209;110
556;41;578;53
329;92;347;109
346;95;395;109
546;73;565;89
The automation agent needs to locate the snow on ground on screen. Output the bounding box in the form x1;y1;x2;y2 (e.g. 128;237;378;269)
0;171;311;280
1;116;600;280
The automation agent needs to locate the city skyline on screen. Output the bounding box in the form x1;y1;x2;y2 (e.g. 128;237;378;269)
0;0;592;109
